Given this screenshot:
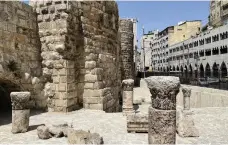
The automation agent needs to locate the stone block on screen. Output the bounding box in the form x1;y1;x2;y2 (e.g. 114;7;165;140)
148;107;176;144
58;83;66;92
85;74;101;83
127;114;148;133
67;129;104;144
176;109;199;137
84;83;94;89
83;89;102;97
12;109;30;134
83;97;103;104
37;125;51;139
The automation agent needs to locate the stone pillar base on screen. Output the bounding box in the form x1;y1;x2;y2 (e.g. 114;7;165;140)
122;108;134;116
12;109;30;133
148;106;176;144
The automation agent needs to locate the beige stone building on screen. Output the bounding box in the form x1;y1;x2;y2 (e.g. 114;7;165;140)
170;21;201;46
209;0;228;27
151;21;202;71
140;30;159;71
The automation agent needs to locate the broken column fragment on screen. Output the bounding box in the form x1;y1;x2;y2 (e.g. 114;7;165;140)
182;86;191;110
145;76;180;144
68;129;104;144
10;92;31;133
122;79;134;115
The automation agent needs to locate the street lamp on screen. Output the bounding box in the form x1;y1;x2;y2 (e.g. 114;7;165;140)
142;26;146;78
150;41;152;72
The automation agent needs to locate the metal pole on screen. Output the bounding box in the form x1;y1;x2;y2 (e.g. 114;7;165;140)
143;26;146;78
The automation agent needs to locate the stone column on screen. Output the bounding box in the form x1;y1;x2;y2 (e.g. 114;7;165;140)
145;76;180;144
122;79;134;115
10;92;31;133
182;86;191;110
119;19;134;80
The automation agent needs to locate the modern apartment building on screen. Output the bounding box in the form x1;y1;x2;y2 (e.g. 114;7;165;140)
151;20;202;71
140;30;159;71
209;0;228;27
167;24;228;78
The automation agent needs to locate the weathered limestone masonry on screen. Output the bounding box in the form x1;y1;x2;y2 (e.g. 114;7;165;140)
30;0;83;112
30;1;120;112
119;19;134;80
145;76;180;144
11;92;31;133
122;79;134;115
81;1;120;112
0;1;43;109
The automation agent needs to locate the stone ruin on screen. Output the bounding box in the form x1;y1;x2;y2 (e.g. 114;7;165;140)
0;1;135;113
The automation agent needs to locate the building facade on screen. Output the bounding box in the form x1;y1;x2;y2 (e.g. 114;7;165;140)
140;30;159;71
168;24;228;78
151;21;202;71
209;0;228;27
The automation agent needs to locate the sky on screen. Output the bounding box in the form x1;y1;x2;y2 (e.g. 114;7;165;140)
117;1;210;48
23;0;210;48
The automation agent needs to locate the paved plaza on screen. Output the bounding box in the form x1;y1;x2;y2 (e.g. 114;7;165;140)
1;87;228;144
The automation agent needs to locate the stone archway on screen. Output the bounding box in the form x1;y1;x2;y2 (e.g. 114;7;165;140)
200;64;204;78
184;65;188;78
189;64;193;77
173;66;175;71
212;63;219;77
205;63;211;77
221;62;227;78
177;66;179;71
180;66;183;76
0;73;22;113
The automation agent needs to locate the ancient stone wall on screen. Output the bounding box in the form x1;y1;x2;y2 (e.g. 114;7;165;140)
30;1;121;112
30;0;81;112
80;1;120;112
119;19;134;80
0;1;43;109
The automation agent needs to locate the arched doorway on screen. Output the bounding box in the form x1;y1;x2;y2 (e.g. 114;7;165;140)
184;65;188;78
0;73;22;125
221;62;227;78
194;64;198;79
212;63;219;77
205;63;211;77
189;64;193;78
200;64;204;78
177;66;179;71
173;66;175;71
181;66;183;76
